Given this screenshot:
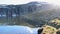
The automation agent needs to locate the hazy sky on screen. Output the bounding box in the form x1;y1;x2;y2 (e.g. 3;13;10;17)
0;0;60;5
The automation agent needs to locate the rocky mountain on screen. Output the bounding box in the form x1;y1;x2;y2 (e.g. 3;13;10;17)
0;1;52;15
0;1;60;27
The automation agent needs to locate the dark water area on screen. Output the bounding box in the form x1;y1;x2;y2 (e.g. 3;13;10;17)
0;15;17;25
0;14;35;27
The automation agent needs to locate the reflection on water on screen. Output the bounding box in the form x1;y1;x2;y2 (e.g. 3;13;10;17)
0;14;20;25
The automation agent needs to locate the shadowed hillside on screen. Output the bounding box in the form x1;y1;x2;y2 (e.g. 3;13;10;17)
0;1;60;28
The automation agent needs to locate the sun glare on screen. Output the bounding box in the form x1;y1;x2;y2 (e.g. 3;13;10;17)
38;0;60;5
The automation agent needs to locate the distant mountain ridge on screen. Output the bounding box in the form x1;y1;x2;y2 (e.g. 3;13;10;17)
0;1;52;15
0;1;58;27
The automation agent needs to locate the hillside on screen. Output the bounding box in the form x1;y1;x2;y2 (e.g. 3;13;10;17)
0;1;60;28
